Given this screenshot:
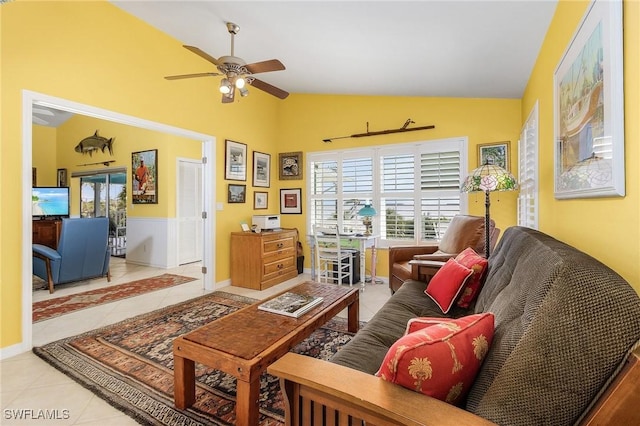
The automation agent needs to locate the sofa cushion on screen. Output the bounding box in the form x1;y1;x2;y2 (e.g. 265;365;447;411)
330;279;470;374
455;248;489;308
425;259;473;314
376;313;494;405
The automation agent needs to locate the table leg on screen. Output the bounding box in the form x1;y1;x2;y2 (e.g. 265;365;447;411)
347;299;359;333
359;241;366;284
173;354;195;409
235;377;261;426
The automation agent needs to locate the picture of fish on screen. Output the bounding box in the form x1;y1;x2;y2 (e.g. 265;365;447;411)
75;130;114;156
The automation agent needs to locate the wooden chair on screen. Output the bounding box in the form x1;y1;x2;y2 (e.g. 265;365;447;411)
313;225;354;286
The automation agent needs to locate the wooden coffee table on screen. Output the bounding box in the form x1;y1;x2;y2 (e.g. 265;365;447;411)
173;281;359;426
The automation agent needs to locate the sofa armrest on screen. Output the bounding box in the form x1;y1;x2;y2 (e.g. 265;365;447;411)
389;244;439;264
268;353;496;426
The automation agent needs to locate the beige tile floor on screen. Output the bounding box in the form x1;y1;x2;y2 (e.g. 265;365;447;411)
1;257;390;425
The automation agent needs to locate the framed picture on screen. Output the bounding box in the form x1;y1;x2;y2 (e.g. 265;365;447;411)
228;184;246;203
478;142;510;170
280;188;302;214
553;0;624;199
56;168;68;187
252;151;271;187
132;149;158;204
32;168;37;186
278;151;303;180
254;191;268;209
225;140;247;181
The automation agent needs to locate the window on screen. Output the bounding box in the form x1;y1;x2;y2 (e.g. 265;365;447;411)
308;137;468;248
518;102;539;229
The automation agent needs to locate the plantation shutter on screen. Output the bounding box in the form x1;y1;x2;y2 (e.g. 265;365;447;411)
420;151;461;240
518;102;539;229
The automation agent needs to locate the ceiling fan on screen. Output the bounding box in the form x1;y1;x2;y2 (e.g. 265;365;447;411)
165;22;289;103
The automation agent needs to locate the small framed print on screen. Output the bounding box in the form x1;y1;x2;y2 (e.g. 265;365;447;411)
280;188;302;214
278;151;302;180
228;184;246;203
252;151;270;187
478;141;510;170
57;168;67;187
132;149;158;204
254;191;268;209
225;140;247;181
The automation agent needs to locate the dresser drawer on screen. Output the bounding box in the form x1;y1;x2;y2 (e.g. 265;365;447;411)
263;237;295;255
264;255;296;276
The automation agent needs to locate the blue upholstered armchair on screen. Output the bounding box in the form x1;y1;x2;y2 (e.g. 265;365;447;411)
33;217;111;293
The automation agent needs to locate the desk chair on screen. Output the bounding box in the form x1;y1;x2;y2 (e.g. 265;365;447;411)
313;226;354;286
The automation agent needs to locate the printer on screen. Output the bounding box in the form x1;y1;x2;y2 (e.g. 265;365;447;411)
252;214;281;230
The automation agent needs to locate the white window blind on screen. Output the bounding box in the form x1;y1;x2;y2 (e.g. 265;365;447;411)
518;102;539;229
308;138;468;247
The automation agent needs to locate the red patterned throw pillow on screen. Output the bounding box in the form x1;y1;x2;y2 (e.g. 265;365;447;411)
424;258;473;314
455;248;489;308
376;313;495;405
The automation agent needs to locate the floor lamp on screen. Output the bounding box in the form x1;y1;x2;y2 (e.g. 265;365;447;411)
461;163;518;258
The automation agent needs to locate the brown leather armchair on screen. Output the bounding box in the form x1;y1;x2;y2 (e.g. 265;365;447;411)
388;214;499;293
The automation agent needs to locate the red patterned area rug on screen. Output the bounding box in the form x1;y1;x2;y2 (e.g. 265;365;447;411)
33;274;197;323
33;291;359;426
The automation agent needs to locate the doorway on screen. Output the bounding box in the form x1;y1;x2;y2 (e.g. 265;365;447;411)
18;90;217;357
78;170;127;257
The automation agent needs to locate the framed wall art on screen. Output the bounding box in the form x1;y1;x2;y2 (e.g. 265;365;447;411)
478;141;510;170
57;168;68;187
132;149;158;204
252;151;270;187
280;188;302;214
228;184;246;203
254;191;268;209
225;140;247;181
553;0;624;199
278;151;302;180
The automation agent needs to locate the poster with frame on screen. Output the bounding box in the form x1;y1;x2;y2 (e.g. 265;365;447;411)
225;140;247;181
278;151;302;180
57;168;68;187
280;188;302;214
228;184;246;203
553;0;624;199
254;191;268;209
252;151;270;187
132;149;158;204
478;142;510;170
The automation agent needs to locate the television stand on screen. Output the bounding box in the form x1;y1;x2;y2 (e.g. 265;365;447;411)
33;219;62;249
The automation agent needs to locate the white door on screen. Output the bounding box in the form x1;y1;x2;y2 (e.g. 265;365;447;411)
177;159;203;264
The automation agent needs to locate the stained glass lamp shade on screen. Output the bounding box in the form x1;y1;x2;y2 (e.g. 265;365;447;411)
460;163;518;257
357;204;377;236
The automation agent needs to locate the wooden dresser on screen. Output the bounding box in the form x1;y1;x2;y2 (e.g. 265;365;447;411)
230;229;298;290
33;219;62;249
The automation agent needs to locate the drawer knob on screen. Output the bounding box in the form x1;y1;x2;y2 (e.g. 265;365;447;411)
277;243;284;248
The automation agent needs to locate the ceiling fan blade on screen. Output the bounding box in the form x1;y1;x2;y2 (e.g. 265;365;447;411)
245;59;285;74
183;45;221;66
165;72;222;80
222;90;235;103
250;78;289;99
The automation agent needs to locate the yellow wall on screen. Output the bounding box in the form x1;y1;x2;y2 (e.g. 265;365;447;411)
276;94;522;274
32;126;57;186
53;115;201;218
522;0;640;292
1;0;281;348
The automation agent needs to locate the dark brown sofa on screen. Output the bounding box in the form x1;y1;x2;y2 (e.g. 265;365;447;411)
270;226;640;425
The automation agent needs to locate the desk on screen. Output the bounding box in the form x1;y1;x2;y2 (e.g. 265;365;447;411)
308;234;378;284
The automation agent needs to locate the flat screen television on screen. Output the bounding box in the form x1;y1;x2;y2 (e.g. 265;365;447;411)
32;187;70;219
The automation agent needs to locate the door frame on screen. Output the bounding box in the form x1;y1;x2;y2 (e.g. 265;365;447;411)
20;90;216;354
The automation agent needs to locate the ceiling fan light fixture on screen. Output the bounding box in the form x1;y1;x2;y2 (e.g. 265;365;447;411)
219;78;232;94
239;87;249;97
235;76;246;89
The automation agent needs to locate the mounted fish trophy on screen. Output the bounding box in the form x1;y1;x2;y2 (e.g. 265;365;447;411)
75;130;114;156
